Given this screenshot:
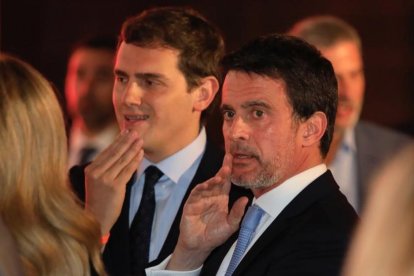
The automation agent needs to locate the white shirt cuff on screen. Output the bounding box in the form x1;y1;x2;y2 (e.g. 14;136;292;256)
145;255;202;276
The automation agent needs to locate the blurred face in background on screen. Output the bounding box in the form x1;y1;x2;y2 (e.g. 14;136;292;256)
320;41;365;132
65;48;115;132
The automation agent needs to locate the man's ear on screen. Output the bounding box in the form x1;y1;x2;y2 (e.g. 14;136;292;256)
301;111;327;147
192;76;219;112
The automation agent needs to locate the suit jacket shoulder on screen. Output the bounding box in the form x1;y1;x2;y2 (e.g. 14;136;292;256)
355;120;412;156
355;121;413;205
202;171;358;276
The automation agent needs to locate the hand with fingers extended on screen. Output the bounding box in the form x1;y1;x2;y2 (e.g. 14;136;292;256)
167;154;249;270
84;130;144;236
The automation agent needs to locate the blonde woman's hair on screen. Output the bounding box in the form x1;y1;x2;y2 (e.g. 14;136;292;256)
0;54;105;275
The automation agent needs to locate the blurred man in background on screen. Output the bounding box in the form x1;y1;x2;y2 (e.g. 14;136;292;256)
289;16;413;213
65;35;119;167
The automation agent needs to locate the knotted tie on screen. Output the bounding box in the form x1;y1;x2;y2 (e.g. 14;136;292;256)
225;205;264;276
130;166;163;275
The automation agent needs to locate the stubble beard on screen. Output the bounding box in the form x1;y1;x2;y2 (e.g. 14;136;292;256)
230;135;296;190
231;156;281;190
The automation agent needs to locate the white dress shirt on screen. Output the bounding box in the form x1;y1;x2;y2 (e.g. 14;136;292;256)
130;128;207;261
146;164;328;275
328;128;358;212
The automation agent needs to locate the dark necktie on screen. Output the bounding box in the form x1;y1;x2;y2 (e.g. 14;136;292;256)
79;146;97;165
130;166;163;275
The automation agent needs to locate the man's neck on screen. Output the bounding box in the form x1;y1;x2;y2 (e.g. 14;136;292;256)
253;152;324;198
145;125;204;164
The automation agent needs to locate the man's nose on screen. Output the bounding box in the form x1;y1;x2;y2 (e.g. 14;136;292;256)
124;82;143;107
228;116;250;141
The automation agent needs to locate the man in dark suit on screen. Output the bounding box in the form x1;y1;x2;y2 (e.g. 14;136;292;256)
69;7;251;276
146;34;358;276
288;16;413;213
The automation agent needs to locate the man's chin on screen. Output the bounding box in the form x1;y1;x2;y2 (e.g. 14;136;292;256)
231;172;254;187
231;174;275;190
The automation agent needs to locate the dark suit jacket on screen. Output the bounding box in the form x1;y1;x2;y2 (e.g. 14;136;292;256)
201;170;358;276
355;121;413;209
69;141;252;276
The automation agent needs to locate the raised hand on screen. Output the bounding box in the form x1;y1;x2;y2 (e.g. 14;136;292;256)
167;154;249;270
84;130;144;235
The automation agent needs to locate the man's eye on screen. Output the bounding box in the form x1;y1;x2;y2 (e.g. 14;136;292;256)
115;76;127;83
222;110;235;120
253;110;264;118
145;79;154;86
140;78;161;88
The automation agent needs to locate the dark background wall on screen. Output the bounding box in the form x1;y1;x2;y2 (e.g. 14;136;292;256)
1;0;413;136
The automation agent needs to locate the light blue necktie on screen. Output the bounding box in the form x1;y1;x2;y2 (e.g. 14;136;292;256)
225;205;264;276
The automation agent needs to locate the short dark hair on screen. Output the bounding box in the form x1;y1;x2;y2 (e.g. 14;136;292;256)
119;6;225;123
70;35;118;55
221;34;338;157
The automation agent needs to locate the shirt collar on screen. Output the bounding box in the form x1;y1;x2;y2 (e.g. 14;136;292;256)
138;127;207;183
254;164;327;219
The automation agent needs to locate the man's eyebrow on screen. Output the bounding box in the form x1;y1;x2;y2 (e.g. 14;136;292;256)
134;72;166;80
241;100;271;109
221;101;271;111
113;70;168;82
220;104;233;111
114;69;127;76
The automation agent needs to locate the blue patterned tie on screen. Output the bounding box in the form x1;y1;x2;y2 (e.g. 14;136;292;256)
225;205;264;276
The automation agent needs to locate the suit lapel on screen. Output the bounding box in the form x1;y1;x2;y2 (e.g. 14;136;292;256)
102;173;137;275
200;231;238;275
152;141;224;264
232;171;339;275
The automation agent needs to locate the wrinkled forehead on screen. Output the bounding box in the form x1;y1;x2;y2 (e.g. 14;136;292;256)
223;71;286;97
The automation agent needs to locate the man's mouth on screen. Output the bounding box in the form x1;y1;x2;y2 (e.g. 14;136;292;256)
337;103;353;117
233;153;255;159
125;114;149;121
230;143;259;161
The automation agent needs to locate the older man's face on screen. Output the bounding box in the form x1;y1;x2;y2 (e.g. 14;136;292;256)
221;71;303;193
